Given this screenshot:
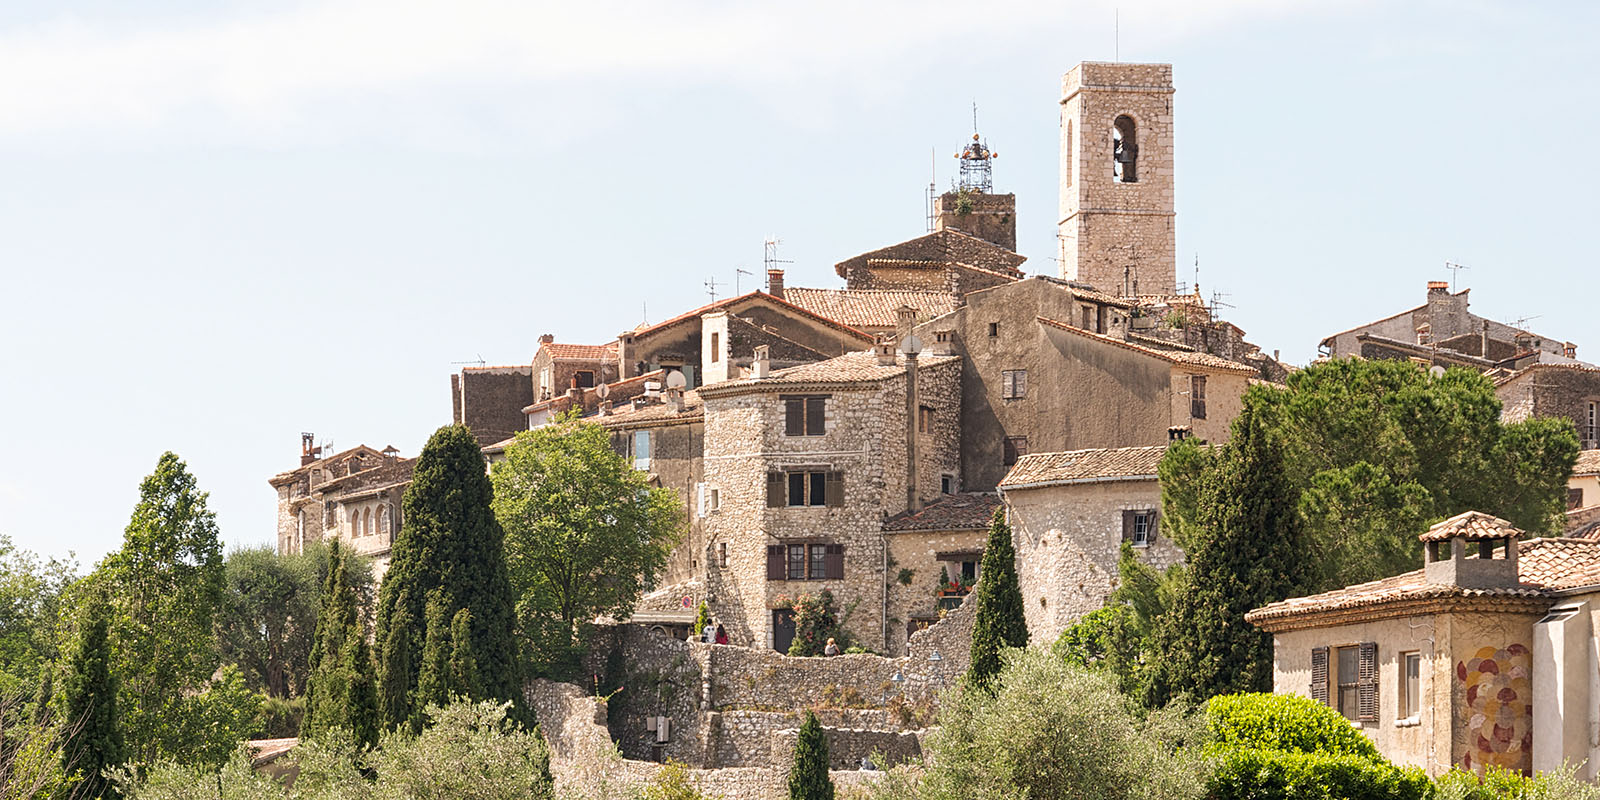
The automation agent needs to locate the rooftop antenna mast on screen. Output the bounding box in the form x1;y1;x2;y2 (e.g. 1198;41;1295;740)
1209;289;1235;323
704;276;723;301
1445;260;1470;291
449;354;487;367
735;268;754;294
763;237;793;277
925;148;937;233
1115;8;1120;62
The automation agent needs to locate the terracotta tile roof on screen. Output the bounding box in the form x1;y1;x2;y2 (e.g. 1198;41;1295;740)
1035;316;1258;375
697;350;959;398
460;364;533;373
1247;537;1600;629
1416;511;1524;543
1576;450;1600;477
1494;361;1600;387
630;291;873;343
782;288;957;329
522;369;666;415
268;445;386;485
598;391;704;430
999;445;1167;489
883;493;1001;532
540;342;617;361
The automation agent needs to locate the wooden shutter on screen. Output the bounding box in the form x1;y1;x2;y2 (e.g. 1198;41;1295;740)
824;544;845;580
1358;642;1378;722
766;472;786;508
825;472;845;507
1310;646;1330;706
785;399;804;436
1122;510;1136;543
766;545;786;580
806;397;826;435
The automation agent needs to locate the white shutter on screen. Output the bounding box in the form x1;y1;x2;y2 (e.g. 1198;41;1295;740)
697;483;708;517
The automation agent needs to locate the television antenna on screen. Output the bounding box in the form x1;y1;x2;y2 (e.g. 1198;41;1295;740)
450;354;486;367
1445;260;1470;290
1209;290;1234;323
1509;314;1541;331
763;237;793;274
735;268;754;294
704;276;724;301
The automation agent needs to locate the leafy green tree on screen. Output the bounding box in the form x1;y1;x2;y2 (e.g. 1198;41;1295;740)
964;508;1028;690
788;710;834;800
302;541;377;746
692;601;710;638
98;451;257;766
1152;403;1309;704
1055;543;1188;706
1;691;76;800
490;414;683;677
0;534;78;700
216;543;372;700
376;424;520;730
785;591;856;657
60;593;123;799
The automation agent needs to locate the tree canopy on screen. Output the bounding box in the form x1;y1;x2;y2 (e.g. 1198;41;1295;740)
490;414;682;677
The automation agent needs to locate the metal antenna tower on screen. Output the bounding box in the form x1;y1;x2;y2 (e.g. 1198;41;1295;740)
925;148;937;232
704;276;723;301
1445;260;1470;290
955;106;997;193
1209;290;1235;323
763;237;793;275
735;268;754;294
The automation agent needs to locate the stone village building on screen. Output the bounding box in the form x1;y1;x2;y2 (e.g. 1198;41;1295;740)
1248;512;1600;779
269;437;412;582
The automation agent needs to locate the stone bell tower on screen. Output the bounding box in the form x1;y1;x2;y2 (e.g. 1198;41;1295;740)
1058;62;1176;297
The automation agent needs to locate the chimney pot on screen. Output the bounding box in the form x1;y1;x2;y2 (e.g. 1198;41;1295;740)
539;333;555;345
766;269;785;300
875;337;897;366
1427;281;1449;295
752;345;771;379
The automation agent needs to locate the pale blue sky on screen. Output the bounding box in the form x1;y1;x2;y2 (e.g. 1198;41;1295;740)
1;1;1595;564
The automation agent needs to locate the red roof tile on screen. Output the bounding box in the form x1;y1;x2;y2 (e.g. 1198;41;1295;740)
1416;511;1524;543
540;342;617;361
999;446;1167;489
1035;316;1258;375
782;288;957;329
883;494;1001;532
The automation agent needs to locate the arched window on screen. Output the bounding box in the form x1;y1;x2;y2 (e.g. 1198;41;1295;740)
363;508;373;537
1112;115;1138;183
380;504;393;538
350;509;360;537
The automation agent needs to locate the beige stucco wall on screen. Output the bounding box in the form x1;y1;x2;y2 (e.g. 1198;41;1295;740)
883;528;987;655
1170;367;1247;444
1004;478;1181;644
1270;608;1542;776
1569;474;1600;509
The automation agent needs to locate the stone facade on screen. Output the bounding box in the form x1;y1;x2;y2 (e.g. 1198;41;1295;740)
1321;283;1578;369
933;190;1017;252
832;228;1026;295
1058;62;1177;296
1496;364;1600;449
451;365;535;447
269;441;410;580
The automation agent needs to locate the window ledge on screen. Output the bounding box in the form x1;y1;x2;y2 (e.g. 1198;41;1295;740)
1394;717;1421;728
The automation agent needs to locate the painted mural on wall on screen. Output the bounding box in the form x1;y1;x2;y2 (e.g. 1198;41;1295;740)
1456;643;1532;773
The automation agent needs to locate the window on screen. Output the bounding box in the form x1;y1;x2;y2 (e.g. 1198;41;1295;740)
1399;652;1421;722
349;510;360;537
1313;643;1378;723
1001;369;1027;400
539;367;552;400
574;370;596;389
960;560;978;584
918;405;935;433
1587;401;1598;446
1123;510;1156;547
1336;646;1360;721
1415;323;1432;345
788;471;827;507
363;508;372;537
1112;115;1138;183
1190;375;1207;420
718;543;728;569
1003;436;1028;466
710;332;720;362
380;504;393;537
709;487;720;511
768;471;842;508
941;474;954;494
1082;306;1093;330
988;322;1000;337
1570;488;1584;511
784;396;827;436
633;430;651;470
767;543;844;580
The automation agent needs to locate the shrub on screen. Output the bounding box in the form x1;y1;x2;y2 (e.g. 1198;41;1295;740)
1205;693;1381;761
785;591;855;657
1206;748;1429;800
1434;765;1600;800
645;761;716;800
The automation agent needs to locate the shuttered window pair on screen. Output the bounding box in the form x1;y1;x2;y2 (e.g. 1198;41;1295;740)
1001;369;1027;399
1311;643;1378;723
765;543;844;581
766;471;844;508
784;396;827;436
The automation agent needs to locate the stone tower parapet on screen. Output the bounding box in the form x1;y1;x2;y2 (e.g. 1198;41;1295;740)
934;191;1016;252
1058;62;1176;296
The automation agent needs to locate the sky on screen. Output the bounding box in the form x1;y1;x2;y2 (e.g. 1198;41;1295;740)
1;0;1596;566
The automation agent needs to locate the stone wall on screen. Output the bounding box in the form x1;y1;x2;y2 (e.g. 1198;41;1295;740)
452;366;535;447
934;191;1016;252
1496;365;1600;448
1004;479;1183;643
1058;62;1176;295
883;527;987;655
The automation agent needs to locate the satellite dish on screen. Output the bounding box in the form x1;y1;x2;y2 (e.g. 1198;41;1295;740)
596;382;611;399
665;370;687;389
898;334;924;356
1429;365;1446;379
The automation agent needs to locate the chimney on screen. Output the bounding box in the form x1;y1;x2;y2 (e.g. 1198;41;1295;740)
875;337;897;366
665;387;684;414
903;335;923;513
766;269;785;300
599;400;613;416
1481;320;1489;357
931;329;957;356
1426;281;1449;296
1421;512;1521;589
300;432;320;467
539;333;555;345
752;345;771;379
896;305;918;340
1168;425;1191;442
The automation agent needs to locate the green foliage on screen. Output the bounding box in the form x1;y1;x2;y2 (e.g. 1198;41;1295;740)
964;508;1028;690
784;591;855;657
1205;693;1380;760
1433;765;1600;800
377;424;521;730
415;592;452;721
257;695;305;738
97;451;260;767
0;534;78;700
217;543;372;700
692;600;710;637
490;414;683;678
1152;403;1310;705
953;188;974;216
915;647;1208;800
789;710;834;800
645;761;715;800
60;593;123;799
303;541;378;747
1206;748;1429;800
1055;543;1187;705
2;692;78;800
449;608;480;701
896;568;914;586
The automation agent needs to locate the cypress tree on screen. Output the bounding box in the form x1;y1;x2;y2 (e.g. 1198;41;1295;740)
449;608;480;700
60;594;123;799
415;593;452;722
303;541;378;746
964;507;1029;690
375;424;521;730
1153;404;1309;704
787;710;834;800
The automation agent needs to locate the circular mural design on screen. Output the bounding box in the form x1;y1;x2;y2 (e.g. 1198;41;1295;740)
1457;643;1531;772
